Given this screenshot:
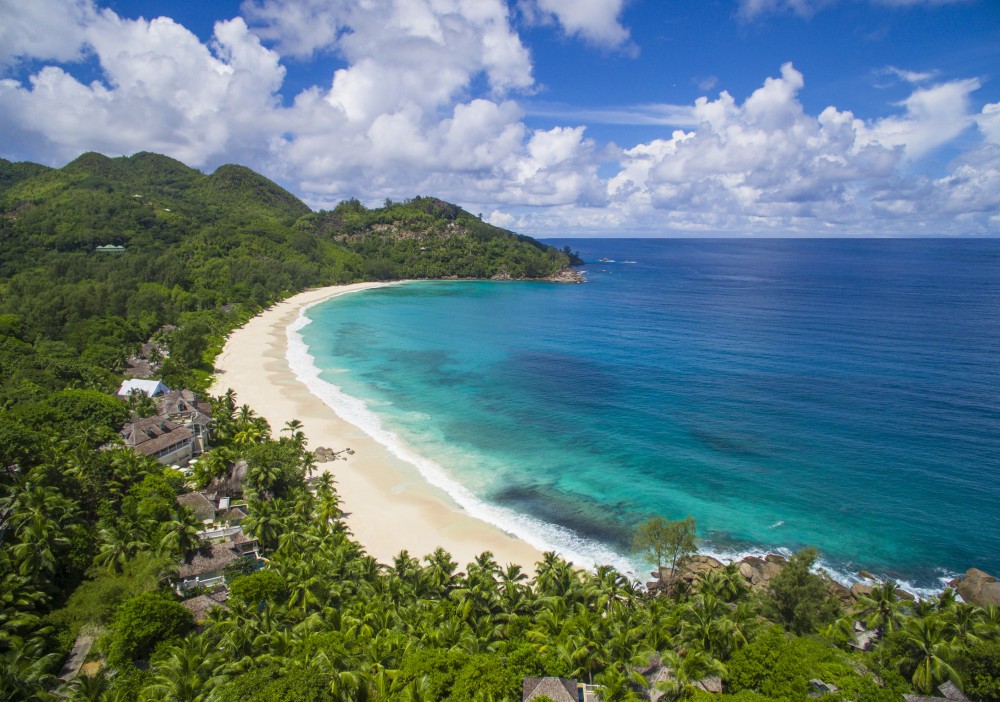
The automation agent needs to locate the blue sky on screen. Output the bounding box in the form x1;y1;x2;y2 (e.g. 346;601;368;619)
1;0;998;236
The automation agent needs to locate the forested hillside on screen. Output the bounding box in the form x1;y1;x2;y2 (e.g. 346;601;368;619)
0;151;573;397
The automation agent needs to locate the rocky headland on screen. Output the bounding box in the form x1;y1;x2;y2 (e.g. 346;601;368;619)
649;554;1000;607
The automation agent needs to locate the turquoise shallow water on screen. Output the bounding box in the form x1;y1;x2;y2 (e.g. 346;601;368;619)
294;239;1000;592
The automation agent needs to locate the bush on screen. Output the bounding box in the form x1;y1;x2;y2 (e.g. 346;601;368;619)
762;548;840;635
224;555;259;584
101;592;192;667
958;639;1000;702
228;569;285;606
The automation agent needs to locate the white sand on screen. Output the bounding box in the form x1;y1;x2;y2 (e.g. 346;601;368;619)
211;284;545;571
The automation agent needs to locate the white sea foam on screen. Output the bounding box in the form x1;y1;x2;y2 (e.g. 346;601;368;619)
287;293;639;578
693;541;958;600
285;288;959;596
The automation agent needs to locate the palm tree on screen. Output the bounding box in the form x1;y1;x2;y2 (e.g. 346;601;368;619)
653;648;726;702
232;424;266;448
242;499;287;552
398;674;435;702
11;514;70;581
422;547;459;597
595;661;647;701
898;615;961;694
283;419;307;450
857;580;906;637
948;603;981;647
974;604;1000;640
316;483;343;524
237;404;257;425
680;594;735;659
140;636;229;701
159;507;203;560
94;517;151;572
66;670;109;701
0;633;62;700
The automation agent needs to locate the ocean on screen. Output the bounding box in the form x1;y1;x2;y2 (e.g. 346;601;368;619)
291;239;1000;594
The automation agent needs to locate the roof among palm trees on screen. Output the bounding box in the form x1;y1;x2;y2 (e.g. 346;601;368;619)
121;417;193;456
117;378;170;398
177;543;242;579
523;677;578;702
177;492;216;523
156;389;212;424
905;681;970;702
181;594;228;622
205;460;248;500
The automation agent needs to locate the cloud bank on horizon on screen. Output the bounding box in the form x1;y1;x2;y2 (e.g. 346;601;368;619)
0;0;998;236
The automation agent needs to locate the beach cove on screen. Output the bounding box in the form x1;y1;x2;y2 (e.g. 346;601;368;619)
211;283;545;570
278;240;1000;594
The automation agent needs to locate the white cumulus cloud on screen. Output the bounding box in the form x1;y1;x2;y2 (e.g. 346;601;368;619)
598;63;995;235
518;0;633;50
0;0;95;67
0;2;996;236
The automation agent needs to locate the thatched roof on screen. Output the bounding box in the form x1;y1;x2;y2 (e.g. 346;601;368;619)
696;677;723;694
905;682;970;702
178;543;240;579
644;666;722;701
157;389;212;424
205;460;248;499
121;417;192;456
939;682;968;702
177;492;216;522
523;677;578;702
181;594;228;622
229;530;257;547
217;506;247;523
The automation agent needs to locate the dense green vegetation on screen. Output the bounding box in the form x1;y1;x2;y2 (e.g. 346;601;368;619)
0;151;573;403
4;391;999;701
1;151;997;701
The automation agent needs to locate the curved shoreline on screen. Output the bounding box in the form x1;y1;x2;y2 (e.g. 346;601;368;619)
211;284;546;571
212;283;956;597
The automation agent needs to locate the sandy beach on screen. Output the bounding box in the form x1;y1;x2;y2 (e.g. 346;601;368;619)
211;283;545;571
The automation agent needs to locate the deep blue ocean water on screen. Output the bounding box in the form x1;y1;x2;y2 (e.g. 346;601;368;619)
294;239;1000;591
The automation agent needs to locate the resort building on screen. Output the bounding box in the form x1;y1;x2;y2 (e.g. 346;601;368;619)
116;378;170;399
115;383;213;465
180;593;228;624
120;417;195;465
156;389;213;453
522;677;594;702
177;492;217;524
176;530;260;592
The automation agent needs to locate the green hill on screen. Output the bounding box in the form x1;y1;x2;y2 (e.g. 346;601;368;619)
0;151;574;397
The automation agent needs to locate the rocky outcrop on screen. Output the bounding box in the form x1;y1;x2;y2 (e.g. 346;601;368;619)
678;555;725;581
647;553;787;594
828;580;855;607
739;556;784;590
642;553;991;609
544;267;586;283
314;446;354;463
956;568;1000;607
851;582;874;599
